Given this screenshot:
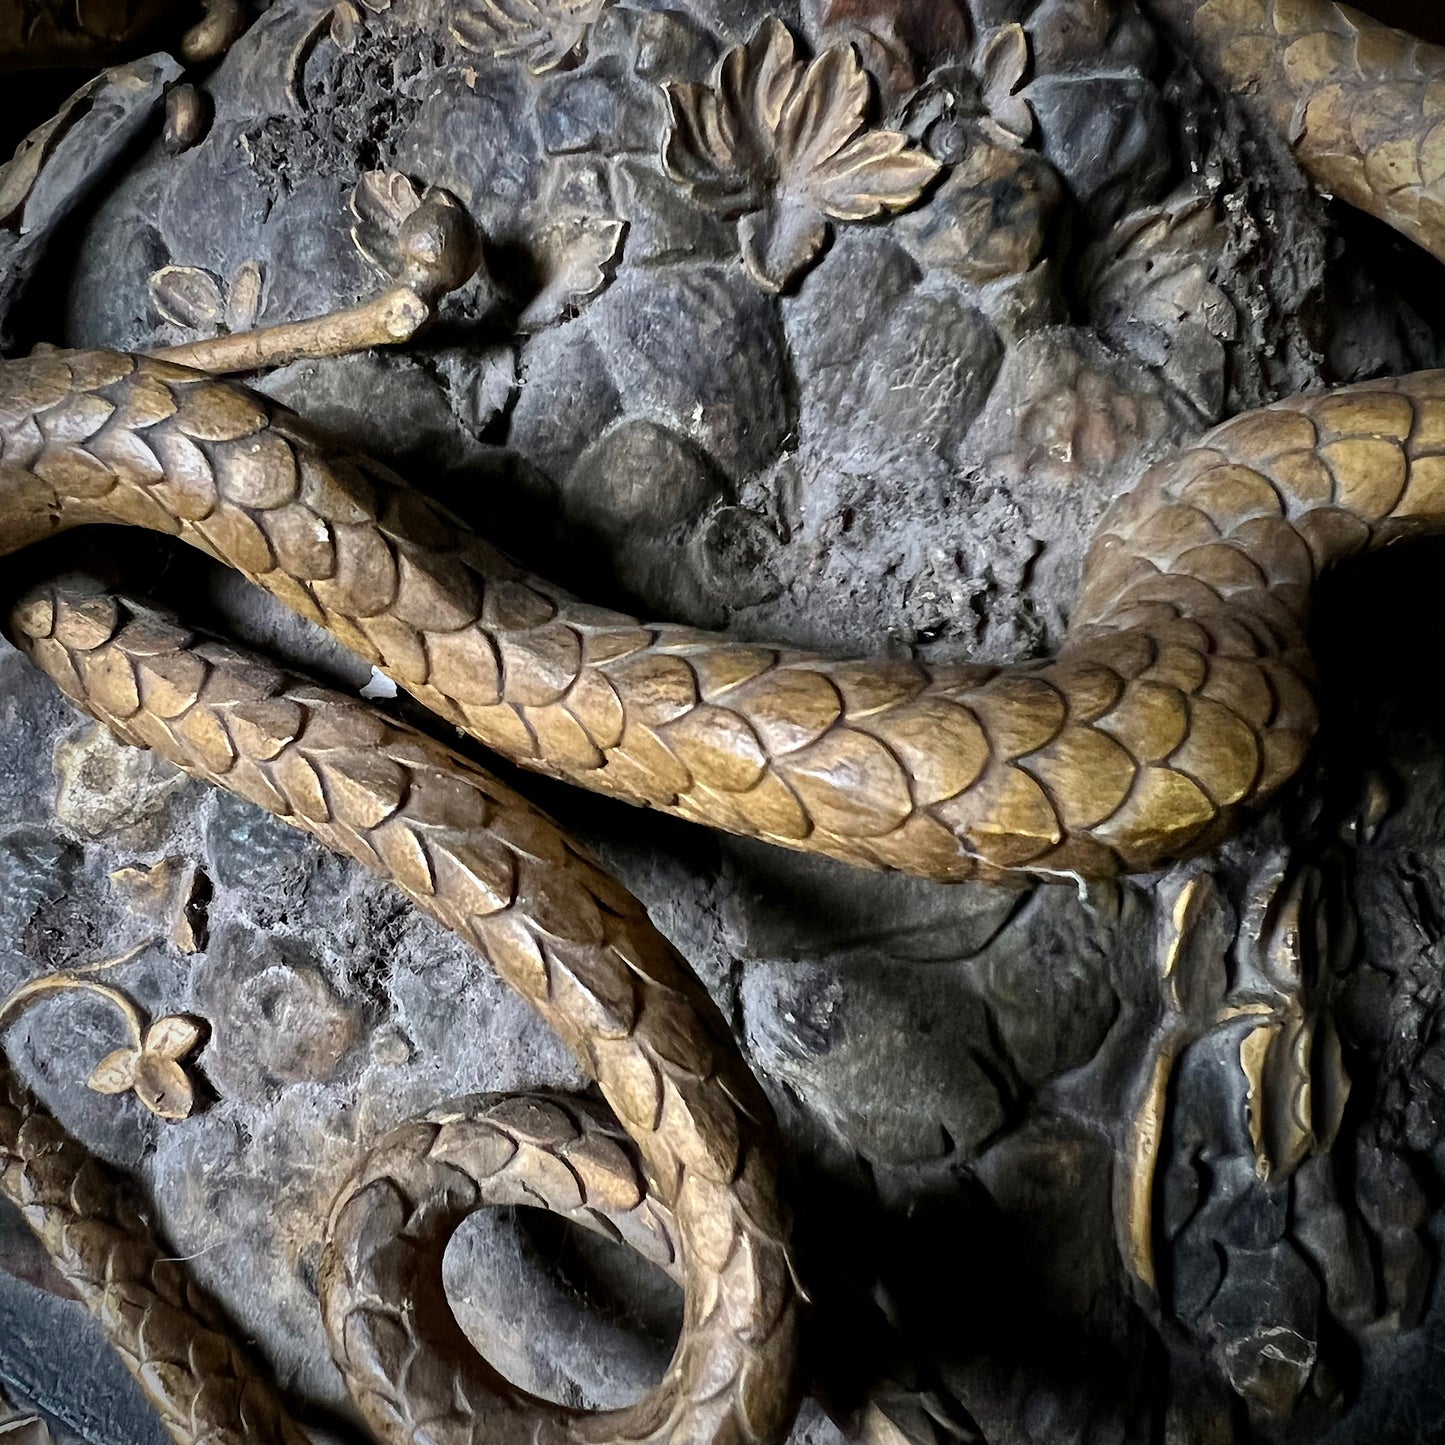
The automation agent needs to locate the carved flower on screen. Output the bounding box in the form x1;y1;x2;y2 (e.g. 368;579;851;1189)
350;169;483;304
451;0;610;74
88;1014;206;1122
662;18;942;293
149;260;264;338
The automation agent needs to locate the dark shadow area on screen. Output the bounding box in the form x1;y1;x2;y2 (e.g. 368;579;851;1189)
1351;0;1445;43
443;1203;680;1409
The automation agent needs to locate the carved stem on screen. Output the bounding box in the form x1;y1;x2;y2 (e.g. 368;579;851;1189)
149;284;433;375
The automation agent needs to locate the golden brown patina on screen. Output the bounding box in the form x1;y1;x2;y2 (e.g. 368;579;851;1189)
5;582;800;1445
1;2;1444;1443
4;350;1445;881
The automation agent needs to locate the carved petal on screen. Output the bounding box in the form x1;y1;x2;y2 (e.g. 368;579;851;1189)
133;1053;197;1121
88;1048;139;1095
980;22;1029;101
148;266;226;333
719;17;803;160
807;128;941;221
350;169;424;279
662;83;759;212
226;259;265;332
775;42;870;178
144;1013;205;1060
740;198;829;293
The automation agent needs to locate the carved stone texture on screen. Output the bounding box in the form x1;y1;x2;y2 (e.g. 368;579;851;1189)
3;1;1445;1443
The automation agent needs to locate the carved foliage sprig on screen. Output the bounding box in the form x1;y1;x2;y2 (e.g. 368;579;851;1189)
0;972;206;1123
662;18;941;292
451;0;611;74
90;1013;207;1122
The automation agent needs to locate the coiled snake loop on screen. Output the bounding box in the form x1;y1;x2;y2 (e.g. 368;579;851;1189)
0;1;1444;1442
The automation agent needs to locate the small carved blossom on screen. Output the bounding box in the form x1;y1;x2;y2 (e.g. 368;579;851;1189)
350;169;482;302
89;1015;206;1122
149;259;265;338
662;18;942;293
0;971;208;1125
451;0;610;74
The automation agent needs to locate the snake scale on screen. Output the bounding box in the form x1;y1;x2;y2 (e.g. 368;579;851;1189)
0;0;1442;1442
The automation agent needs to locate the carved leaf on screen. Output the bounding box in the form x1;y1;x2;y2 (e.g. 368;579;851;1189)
519;215;627;331
662;84;764;213
1082;186;1238;420
980;23;1028;100
0;116;65;230
739;199;828;295
774;42;870;181
718;17;799;162
1240;1012;1318;1182
662;18;940;291
807;128;943;221
148;265;227;333
87;1048;139;1095
451;0;610;73
0;73;108;230
144;1014;205;1060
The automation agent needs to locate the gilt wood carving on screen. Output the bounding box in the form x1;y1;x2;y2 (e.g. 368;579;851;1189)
2;2;1445;1444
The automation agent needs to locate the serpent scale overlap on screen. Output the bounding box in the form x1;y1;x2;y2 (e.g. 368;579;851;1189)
3;0;1445;1440
6;354;1445;882
5;582;800;1445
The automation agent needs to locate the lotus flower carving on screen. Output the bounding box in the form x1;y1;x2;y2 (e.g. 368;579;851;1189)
662;17;943;292
450;0;610;74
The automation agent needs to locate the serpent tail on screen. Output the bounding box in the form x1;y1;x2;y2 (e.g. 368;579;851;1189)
0;1052;312;1444
5;579;801;1445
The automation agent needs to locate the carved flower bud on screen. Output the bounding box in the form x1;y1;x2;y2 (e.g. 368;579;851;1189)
395;190;483;300
350;170;484;304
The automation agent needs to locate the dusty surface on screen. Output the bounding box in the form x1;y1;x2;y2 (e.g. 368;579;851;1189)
5;0;1445;1441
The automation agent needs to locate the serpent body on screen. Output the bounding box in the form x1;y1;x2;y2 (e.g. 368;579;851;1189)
2;0;1445;1441
6;351;1445;881
1148;0;1445;265
4;580;799;1445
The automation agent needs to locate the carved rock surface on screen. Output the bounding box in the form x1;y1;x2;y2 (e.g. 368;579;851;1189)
5;1;1445;1443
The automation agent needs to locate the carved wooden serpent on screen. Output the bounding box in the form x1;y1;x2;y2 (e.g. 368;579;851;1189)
0;1;1443;1442
3;580;799;1445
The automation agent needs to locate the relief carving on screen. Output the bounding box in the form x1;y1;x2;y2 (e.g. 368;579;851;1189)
2;2;1445;1443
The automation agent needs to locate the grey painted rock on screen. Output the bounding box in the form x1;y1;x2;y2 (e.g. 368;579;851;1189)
4;1;1445;1443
